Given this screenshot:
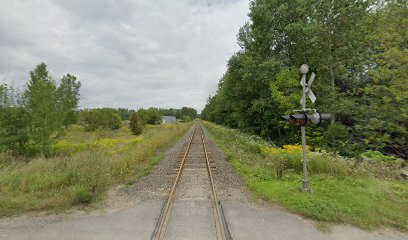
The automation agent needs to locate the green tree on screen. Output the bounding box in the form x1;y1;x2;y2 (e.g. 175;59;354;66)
0;85;30;154
80;109;122;131
117;108;135;120
58;74;81;125
180;107;197;120
137;107;162;125
356;0;408;158
158;108;176;117
24;63;63;155
0;84;8;106
0;107;30;154
129;112;143;135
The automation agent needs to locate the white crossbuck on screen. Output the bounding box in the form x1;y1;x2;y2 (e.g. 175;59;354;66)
300;72;316;105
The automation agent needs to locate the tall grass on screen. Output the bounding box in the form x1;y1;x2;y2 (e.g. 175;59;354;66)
203;121;408;231
0;123;193;217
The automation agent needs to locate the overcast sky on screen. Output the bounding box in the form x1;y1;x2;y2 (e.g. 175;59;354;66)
0;0;249;112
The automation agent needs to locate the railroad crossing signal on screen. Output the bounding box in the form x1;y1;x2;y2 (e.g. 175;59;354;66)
281;110;331;126
280;64;331;193
281;112;308;126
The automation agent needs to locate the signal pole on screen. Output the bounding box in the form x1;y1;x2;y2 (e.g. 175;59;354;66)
281;65;330;192
299;64;311;192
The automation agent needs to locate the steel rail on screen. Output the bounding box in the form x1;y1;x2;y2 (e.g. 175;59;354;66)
151;125;197;240
151;123;230;240
200;125;228;240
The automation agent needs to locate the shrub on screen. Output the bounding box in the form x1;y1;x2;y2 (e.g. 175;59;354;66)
129;112;143;135
137;108;161;125
263;145;354;179
182;115;192;122
358;150;404;179
322;123;357;157
0;107;30;155
80;109;122;131
262;145;303;179
72;186;93;204
360;150;402;162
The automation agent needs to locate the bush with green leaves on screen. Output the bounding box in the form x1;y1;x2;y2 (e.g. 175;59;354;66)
137;107;161;125
182;115;192;122
80;109;122;131
129;112;143;135
0;107;30;154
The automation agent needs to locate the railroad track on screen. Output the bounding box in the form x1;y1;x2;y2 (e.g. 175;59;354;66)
151;123;231;240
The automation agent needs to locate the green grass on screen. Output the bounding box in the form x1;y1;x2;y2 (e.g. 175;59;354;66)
0;122;193;217
124;154;163;186
203;121;408;231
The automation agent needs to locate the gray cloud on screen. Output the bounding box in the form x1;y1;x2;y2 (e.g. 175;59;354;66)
0;0;249;111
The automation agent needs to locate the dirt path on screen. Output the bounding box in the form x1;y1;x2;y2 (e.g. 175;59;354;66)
0;123;406;240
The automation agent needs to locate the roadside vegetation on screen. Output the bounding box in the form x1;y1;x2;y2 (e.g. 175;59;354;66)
0;122;192;217
204;121;408;231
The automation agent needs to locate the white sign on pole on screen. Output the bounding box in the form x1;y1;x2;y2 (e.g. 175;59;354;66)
300;72;317;104
307;88;316;103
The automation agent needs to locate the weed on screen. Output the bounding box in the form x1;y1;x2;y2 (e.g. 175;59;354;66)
72;186;93;204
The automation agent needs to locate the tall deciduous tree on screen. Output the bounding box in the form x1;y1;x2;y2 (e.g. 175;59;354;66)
58;74;81;126
24;63;62;154
357;0;408;158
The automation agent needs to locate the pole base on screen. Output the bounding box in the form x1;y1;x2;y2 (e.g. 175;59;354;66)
300;181;312;192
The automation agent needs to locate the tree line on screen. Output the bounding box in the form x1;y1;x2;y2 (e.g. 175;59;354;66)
79;106;197;127
108;107;197;122
202;0;407;159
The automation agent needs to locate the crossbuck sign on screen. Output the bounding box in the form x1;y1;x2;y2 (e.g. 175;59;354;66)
300;72;316;105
